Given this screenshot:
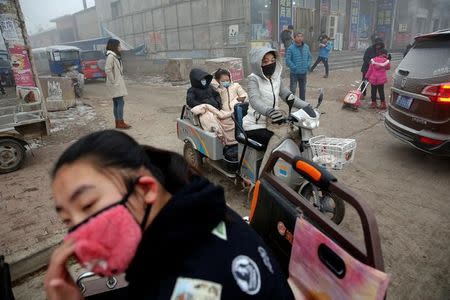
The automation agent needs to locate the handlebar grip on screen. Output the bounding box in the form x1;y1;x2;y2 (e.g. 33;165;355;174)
292;156;337;190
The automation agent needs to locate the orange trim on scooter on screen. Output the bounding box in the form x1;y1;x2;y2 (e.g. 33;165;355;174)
295;161;322;182
249;180;261;222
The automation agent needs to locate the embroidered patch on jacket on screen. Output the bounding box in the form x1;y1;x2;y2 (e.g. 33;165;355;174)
211;221;227;241
231;255;261;295
258;246;274;273
170;277;222;300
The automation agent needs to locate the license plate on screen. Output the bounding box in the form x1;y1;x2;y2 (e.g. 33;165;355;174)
90;65;98;69
94;73;103;77
396;95;413;109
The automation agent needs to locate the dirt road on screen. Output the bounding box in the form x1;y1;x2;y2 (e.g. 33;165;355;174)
8;67;450;299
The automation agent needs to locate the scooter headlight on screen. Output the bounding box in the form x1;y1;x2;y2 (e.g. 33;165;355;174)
301;119;320;129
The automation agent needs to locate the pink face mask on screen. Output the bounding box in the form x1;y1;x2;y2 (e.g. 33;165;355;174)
65;180;151;276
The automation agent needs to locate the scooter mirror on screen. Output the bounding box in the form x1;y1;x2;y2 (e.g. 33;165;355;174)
316;90;324;108
288;98;294;115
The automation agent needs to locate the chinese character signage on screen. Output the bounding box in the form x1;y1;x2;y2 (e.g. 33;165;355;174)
376;0;394;40
279;0;293;41
349;0;359;50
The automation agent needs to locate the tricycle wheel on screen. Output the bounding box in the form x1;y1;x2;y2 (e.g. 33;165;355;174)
183;141;202;170
0;138;26;174
300;184;345;225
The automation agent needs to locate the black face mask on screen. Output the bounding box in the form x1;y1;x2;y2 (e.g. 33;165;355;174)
262;62;276;78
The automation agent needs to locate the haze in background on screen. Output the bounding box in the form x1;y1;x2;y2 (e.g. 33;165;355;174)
19;0;95;34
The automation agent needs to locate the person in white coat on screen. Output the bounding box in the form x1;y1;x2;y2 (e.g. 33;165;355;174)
105;39;131;129
243;47;309;173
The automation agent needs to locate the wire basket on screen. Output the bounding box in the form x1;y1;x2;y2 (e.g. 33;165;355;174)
309;135;357;170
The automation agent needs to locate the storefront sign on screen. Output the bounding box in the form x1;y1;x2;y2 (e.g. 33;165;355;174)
349;0;359;50
278;0;292;41
320;0;331;14
9;44;35;87
376;0;394;41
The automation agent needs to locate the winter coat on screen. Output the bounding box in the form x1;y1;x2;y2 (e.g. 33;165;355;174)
186;69;222;110
318;42;332;59
211;79;248;112
191;104;237;145
243;47;309;131
365;56;391;85
280;30;293;49
285;42;312;75
361;38;385;74
105;50;127;98
125;176;294;300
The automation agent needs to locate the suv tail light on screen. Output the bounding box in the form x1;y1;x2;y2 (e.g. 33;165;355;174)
422;82;450;103
419;136;444;146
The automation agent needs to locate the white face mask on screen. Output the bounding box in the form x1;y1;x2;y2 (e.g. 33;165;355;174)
200;79;207;86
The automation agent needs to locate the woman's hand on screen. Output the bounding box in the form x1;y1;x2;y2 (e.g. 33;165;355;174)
44;240;83;300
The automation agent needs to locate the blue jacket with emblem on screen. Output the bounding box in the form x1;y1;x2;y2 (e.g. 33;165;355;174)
126;175;294;300
286;42;312;75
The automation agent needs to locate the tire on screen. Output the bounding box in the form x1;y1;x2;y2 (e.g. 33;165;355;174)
300;184;345;225
0;138;26;174
183;141;202;170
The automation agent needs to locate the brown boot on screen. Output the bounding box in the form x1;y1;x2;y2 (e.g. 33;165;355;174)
116;120;131;130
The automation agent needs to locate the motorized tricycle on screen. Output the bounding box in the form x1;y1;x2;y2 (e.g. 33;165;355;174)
177;91;357;224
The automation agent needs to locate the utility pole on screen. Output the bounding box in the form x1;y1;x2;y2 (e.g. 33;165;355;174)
314;0;321;50
83;0;87;10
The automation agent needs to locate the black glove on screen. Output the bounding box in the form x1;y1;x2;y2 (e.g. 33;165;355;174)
388;53;392;60
267;108;284;124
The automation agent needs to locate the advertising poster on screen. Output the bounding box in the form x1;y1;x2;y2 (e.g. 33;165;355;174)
9;44;35;87
376;0;394;41
349;0;359;50
278;0;293;41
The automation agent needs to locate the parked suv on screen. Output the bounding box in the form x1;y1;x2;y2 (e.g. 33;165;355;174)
385;29;450;156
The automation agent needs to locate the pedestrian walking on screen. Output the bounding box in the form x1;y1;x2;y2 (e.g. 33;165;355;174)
365;49;390;110
285;32;312;100
310;35;332;78
105;39;131;129
280;25;294;50
360;37;385;98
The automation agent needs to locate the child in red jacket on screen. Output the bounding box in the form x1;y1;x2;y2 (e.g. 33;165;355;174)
365;49;390;109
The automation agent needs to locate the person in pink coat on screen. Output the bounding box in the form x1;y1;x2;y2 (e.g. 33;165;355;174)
365;49;390;109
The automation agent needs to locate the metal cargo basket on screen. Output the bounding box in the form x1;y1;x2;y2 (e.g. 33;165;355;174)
309;135;357;170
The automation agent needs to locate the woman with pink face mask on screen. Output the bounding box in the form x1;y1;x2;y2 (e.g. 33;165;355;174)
45;130;294;300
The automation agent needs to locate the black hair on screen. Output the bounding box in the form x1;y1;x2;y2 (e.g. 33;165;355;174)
293;32;303;38
106;39;121;56
214;68;230;81
52;130;198;195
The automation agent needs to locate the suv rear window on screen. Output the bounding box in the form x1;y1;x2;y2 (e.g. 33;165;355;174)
399;39;450;78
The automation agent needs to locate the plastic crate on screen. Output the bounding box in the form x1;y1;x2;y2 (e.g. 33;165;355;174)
309;135;357;170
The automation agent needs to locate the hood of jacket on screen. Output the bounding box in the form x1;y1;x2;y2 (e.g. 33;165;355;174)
126;176;226;285
250;47;282;81
106;50;121;59
190;68;213;89
371;56;389;66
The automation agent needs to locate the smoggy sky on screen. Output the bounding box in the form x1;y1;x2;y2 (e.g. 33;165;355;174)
19;0;95;34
